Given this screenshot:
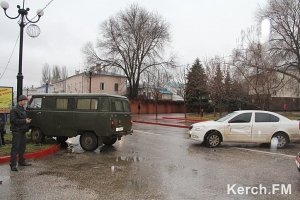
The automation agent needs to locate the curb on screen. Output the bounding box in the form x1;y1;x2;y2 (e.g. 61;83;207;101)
0;144;60;164
133;120;190;129
161;117;204;122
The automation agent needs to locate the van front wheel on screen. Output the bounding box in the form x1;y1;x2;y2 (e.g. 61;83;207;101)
103;137;117;146
80;132;98;151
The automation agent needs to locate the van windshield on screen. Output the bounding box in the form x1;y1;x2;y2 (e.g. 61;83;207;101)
28;97;42;109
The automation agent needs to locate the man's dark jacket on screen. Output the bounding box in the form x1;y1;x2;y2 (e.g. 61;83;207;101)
10;105;29;133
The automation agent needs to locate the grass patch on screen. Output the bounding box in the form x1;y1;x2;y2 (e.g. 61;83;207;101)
0;130;56;157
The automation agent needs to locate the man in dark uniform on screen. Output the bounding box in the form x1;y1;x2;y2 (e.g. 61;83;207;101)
10;95;32;171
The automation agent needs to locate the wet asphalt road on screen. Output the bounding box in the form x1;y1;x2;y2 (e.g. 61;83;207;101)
0;123;300;200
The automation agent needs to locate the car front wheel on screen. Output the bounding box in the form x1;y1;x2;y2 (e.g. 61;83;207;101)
206;132;221;148
80;132;98;151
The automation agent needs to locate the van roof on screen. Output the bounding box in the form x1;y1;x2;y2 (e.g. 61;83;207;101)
31;93;128;99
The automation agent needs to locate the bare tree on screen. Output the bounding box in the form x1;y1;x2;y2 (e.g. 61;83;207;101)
61;66;68;80
52;65;61;83
82;4;173;99
173;65;188;118
232;27;285;109
258;0;300;83
41;63;51;85
142;68;172;119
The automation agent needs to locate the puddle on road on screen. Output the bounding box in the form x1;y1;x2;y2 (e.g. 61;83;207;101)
65;136;146;162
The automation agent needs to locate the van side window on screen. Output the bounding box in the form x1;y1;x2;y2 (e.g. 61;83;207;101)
68;98;76;110
111;100;124;112
56;98;68;110
28;97;42;109
77;98;98;110
123;100;130;112
99;98;110;111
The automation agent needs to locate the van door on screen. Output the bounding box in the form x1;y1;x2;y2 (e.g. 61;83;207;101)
74;97;100;135
110;98;132;134
97;97;111;136
49;98;75;137
27;96;44;130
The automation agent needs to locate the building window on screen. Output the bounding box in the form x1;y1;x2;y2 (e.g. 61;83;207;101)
114;83;119;91
100;82;105;90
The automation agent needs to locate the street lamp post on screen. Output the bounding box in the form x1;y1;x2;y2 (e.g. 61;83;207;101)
0;0;44;99
85;70;93;93
45;80;49;93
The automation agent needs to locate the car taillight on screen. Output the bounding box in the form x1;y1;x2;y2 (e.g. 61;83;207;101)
111;119;115;129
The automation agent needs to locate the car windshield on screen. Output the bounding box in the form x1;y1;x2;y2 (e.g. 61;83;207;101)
215;112;237;122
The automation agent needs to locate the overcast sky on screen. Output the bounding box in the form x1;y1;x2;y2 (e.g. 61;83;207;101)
0;0;267;89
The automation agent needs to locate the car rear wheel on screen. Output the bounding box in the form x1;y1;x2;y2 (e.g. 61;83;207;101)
31;128;44;144
80;132;98;151
103;137;117;146
271;132;289;148
206;132;221;148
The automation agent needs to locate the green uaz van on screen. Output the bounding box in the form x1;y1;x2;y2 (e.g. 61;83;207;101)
26;94;132;151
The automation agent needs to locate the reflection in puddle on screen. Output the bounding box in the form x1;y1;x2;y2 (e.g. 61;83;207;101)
116;155;144;163
66;136;85;154
270;137;278;152
67;143;85;154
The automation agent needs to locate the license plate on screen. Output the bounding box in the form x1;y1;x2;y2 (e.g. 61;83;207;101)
116;127;124;132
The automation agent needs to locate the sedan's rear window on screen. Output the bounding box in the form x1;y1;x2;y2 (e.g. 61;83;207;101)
255;113;279;122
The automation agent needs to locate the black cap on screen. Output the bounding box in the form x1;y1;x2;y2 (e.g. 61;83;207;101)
18;95;28;102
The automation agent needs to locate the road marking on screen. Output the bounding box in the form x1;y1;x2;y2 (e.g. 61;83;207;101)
232;147;296;158
134;129;162;136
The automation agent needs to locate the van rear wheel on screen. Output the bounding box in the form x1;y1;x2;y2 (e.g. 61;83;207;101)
31;128;44;144
80;132;98;151
103;137;117;146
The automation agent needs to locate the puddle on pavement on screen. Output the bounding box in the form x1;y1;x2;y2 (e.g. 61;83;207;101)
65;137;146;163
116;155;145;163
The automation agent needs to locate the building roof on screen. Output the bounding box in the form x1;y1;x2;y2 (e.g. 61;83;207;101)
67;71;127;80
31;93;128;99
159;88;173;95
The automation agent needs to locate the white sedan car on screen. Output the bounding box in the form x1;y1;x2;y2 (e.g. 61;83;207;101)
189;110;300;148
